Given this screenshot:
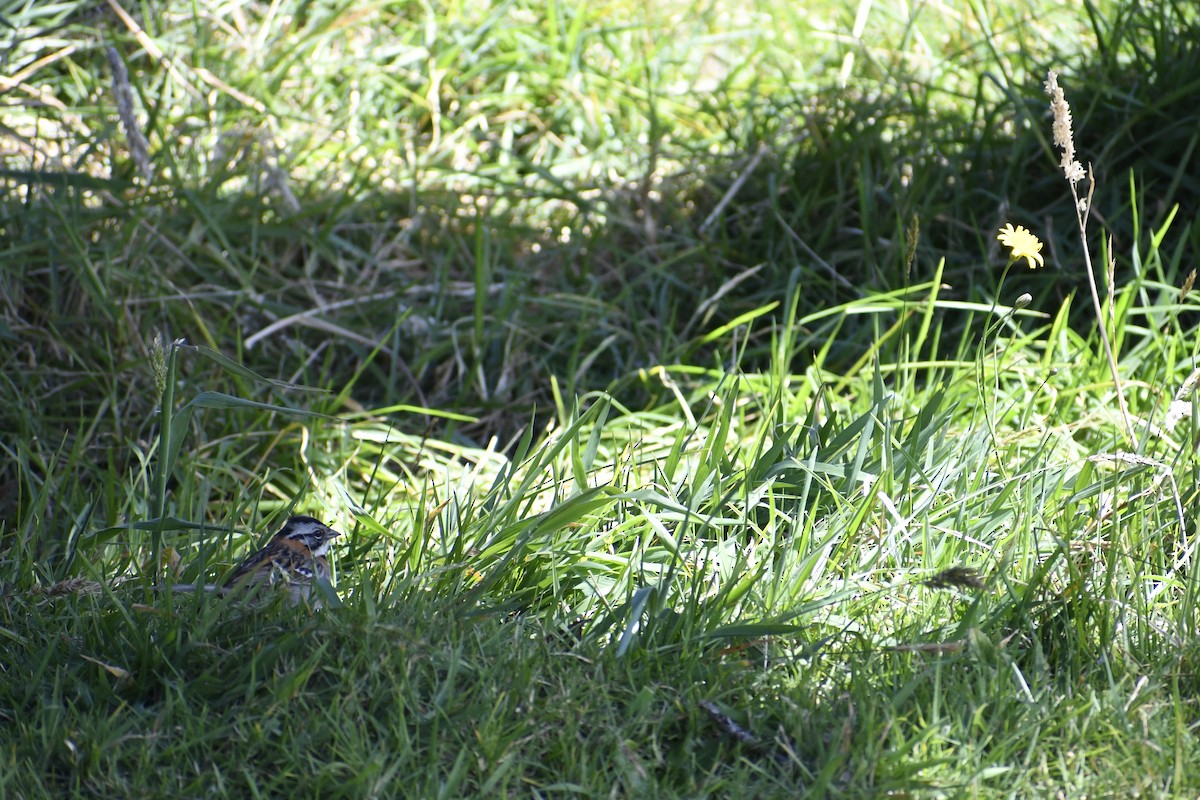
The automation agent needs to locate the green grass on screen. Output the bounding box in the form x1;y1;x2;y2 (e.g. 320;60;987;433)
4;0;1200;796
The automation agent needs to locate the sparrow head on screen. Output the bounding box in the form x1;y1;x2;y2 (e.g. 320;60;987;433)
276;515;341;557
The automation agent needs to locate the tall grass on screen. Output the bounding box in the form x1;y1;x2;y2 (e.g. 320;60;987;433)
3;0;1200;796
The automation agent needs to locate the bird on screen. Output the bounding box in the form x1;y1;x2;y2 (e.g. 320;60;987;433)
162;515;342;608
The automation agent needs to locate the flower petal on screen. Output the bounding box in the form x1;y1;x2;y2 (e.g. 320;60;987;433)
997;223;1045;269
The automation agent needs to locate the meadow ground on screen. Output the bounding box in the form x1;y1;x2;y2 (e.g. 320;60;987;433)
3;1;1200;796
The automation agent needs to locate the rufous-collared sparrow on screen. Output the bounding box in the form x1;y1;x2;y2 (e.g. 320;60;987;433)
165;515;342;607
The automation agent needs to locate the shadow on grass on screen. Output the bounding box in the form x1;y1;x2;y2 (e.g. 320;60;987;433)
2;0;1199;560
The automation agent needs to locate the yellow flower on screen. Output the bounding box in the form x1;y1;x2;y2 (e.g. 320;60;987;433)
997;223;1045;269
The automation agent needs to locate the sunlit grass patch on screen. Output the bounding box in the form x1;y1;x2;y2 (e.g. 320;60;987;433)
4;0;1200;796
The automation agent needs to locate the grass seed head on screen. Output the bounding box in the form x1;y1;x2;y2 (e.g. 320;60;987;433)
1044;70;1084;186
